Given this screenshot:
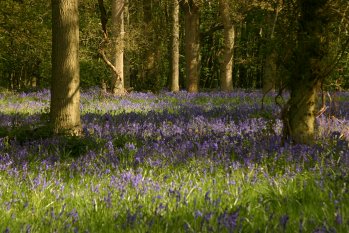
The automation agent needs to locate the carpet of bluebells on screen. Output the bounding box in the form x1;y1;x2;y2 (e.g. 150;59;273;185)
0;88;349;232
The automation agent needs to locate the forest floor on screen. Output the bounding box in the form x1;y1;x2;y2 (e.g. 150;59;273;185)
0;88;348;232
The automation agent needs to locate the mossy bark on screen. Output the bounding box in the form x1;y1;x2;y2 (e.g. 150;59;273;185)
286;81;320;144
284;0;329;144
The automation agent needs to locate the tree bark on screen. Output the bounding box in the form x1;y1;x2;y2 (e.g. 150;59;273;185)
124;0;131;89
284;0;330;144
263;51;277;93
183;0;200;93
262;5;280;94
171;0;180;92
219;0;234;92
50;0;82;136
142;0;156;74
111;0;125;94
286;80;320;144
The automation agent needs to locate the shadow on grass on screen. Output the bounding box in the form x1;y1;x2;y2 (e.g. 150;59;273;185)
0;103;280;166
0;113;102;160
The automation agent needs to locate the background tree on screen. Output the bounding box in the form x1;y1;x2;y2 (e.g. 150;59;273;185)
262;1;281;94
218;0;235;92
1;0;349;96
97;0;126;95
50;0;82;136
111;0;125;94
183;0;200;93
171;0;180;92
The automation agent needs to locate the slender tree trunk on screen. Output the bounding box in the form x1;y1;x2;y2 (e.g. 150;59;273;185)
183;0;200;93
262;5;280;94
97;0;108;93
139;0;160;91
171;0;180;92
284;0;330;144
219;0;234;92
141;0;154;78
237;22;247;88
262;4;279;94
143;0;152;22
124;0;131;89
50;0;82;136
111;0;125;94
263;51;277;93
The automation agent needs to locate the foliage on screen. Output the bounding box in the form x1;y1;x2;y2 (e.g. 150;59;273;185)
1;0;348;91
0;0;51;89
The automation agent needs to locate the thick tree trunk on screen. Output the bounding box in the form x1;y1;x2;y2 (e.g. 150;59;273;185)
111;0;125;94
183;1;200;93
51;0;82;136
286;81;320;144
219;0;234;92
284;0;330;144
171;0;180;92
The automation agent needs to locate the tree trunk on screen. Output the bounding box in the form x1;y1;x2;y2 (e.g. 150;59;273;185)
237;21;247;88
219;0;234;92
138;0;163;92
183;0;200;93
262;51;277;93
111;0;125;94
262;5;280;94
284;0;330;144
124;0;131;90
141;0;154;80
171;0;180;92
285;80;320;144
51;0;82;136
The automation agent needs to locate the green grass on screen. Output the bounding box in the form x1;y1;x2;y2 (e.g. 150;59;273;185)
0;90;348;232
0;156;348;232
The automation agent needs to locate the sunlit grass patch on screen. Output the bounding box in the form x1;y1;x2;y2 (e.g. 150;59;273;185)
1;157;348;232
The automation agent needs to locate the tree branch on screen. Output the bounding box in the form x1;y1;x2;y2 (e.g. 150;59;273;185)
98;0;108;38
201;23;224;39
99;46;118;75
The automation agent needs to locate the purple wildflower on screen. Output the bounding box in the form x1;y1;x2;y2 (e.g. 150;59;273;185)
126;210;137;226
205;191;211;202
194;210;203;219
204;212;213;222
335;211;342;225
104;191;113;208
280;214;289;231
25;224;31;233
68;208;79;224
218;209;239;232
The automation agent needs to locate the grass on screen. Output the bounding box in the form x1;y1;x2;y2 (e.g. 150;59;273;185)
1;158;347;232
0;89;348;232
